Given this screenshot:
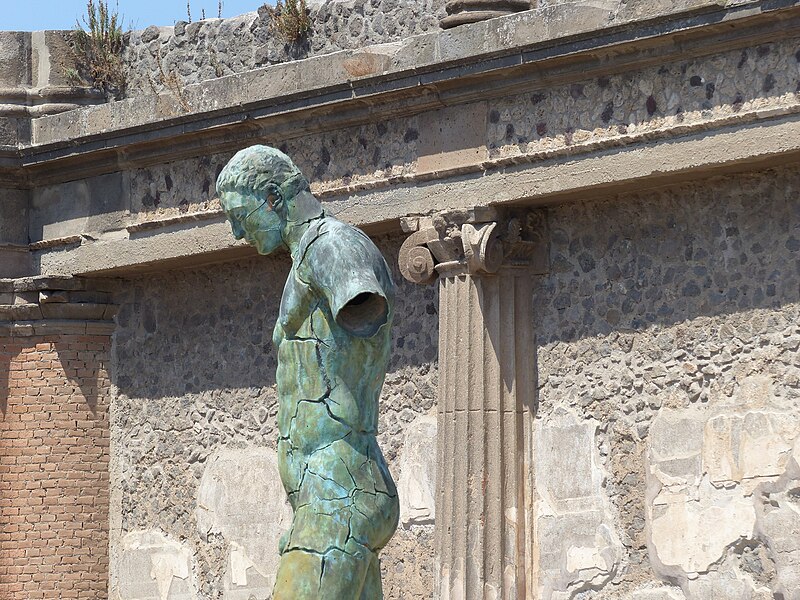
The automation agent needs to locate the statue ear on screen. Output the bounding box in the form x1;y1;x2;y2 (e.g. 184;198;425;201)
264;183;285;213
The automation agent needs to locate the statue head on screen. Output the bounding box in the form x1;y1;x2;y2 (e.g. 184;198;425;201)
216;145;324;254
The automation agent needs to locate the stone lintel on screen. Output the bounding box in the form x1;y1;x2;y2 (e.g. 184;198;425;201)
0;246;31;279
0;320;115;337
0;275;119;330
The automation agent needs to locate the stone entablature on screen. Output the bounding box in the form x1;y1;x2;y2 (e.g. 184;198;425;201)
0;276;117;337
0;0;795;282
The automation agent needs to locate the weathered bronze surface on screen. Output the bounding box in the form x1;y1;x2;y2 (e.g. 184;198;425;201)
217;146;399;599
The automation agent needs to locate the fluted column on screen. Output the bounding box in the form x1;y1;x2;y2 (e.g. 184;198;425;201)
399;208;548;599
440;0;533;29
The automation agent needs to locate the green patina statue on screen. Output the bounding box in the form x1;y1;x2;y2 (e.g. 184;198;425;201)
217;146;399;599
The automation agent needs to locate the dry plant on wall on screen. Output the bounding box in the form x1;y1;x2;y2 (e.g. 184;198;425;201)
186;0;224;22
265;0;312;43
67;0;127;99
146;50;192;113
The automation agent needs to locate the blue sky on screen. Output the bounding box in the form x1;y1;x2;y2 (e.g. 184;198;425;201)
1;1;267;32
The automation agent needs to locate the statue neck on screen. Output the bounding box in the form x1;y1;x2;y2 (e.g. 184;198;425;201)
283;215;321;258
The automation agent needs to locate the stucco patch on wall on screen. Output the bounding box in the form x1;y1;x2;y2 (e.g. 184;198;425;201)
534;164;800;596
115;530;195;600
195;447;292;596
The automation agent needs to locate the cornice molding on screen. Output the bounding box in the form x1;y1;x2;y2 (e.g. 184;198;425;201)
0;0;796;188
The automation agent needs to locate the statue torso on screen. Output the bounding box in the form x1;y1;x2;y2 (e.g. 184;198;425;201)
272;218;395;498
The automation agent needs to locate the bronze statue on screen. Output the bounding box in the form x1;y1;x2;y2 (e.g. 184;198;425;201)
217;146;399;599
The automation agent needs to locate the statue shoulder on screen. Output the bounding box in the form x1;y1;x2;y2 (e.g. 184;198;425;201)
295;217;395;337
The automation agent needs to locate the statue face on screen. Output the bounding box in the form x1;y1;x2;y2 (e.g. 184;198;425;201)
221;189;285;255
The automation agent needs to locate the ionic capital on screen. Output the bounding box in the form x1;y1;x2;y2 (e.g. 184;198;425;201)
398;208;548;284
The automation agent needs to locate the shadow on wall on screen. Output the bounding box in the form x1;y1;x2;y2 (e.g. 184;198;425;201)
111;233;438;399
0;339;108;417
52;339;109;416
0;347;10;417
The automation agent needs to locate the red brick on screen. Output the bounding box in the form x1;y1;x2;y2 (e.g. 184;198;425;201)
0;334;110;600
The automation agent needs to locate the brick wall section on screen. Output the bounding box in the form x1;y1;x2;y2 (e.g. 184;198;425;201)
0;334;111;600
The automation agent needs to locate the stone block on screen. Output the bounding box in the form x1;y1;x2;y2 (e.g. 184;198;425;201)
30;107;84;145
30;172;127;243
0;303;42;321
614;0;723;23
398;414;437;526
341;48;395;80
534;410;623;597
417;103;488;175
31;320;89;335
33;31;81;88
244;63;301;102
39;290;69;303
12;275;84;292
196;447;292;596
435;19;491;63
40;302;107;320
84;102;115;136
0;247;31;278
0;188;30;245
0;31;30;88
68;290;111;304
111;96;156;132
115;530;195;600
386;38;435;72
295;51;362;91
13;290;37;304
83;321;115;335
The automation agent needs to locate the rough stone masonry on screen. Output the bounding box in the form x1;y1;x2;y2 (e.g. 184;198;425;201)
1;0;800;598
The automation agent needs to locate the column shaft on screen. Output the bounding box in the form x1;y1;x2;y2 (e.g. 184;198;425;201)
436;271;535;599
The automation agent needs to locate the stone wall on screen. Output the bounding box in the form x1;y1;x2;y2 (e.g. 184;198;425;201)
101;32;800;228
0;334;111;600
109;234;438;599
530;164;800;598
122;0;445;98
109;163;800;600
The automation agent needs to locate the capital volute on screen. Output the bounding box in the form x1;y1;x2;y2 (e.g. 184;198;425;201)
398;208;548;285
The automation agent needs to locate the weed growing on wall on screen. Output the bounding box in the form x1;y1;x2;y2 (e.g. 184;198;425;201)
146;49;192;113
68;0;127;99
186;1;224;22
265;0;311;43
